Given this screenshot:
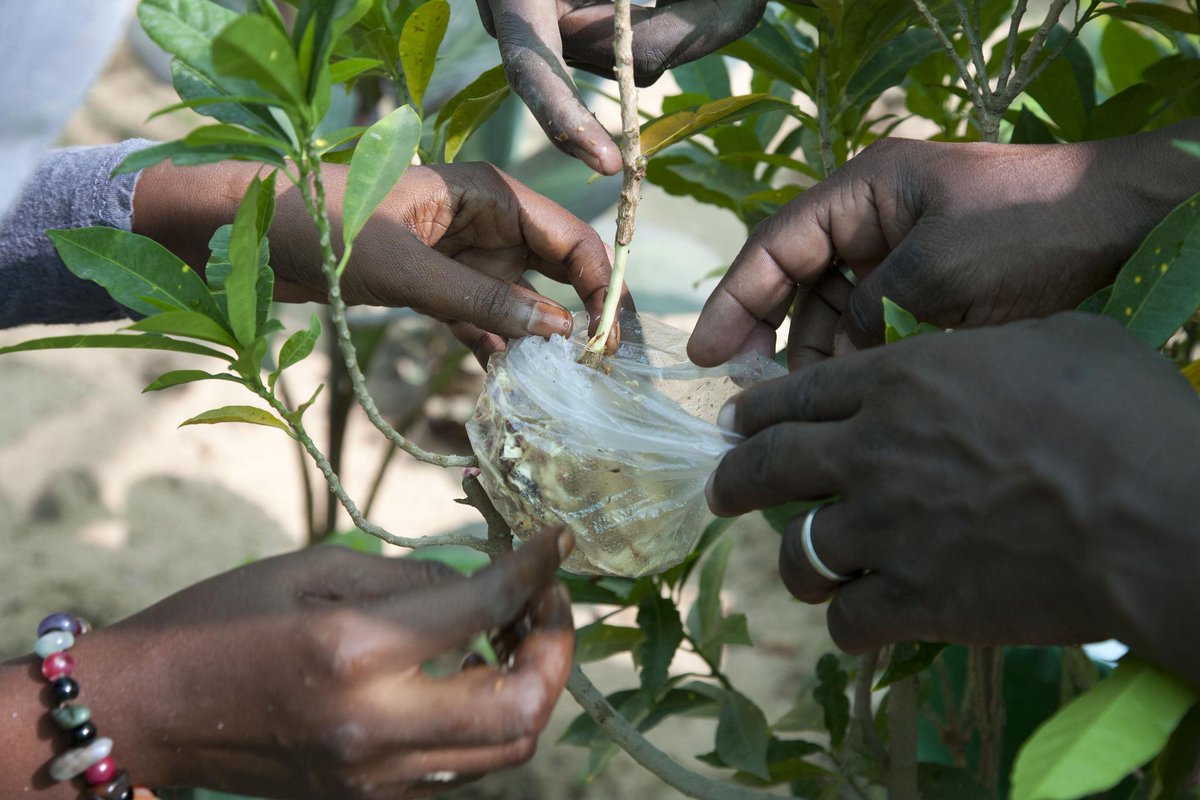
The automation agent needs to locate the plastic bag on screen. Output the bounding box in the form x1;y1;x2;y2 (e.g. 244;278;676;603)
466;312;785;577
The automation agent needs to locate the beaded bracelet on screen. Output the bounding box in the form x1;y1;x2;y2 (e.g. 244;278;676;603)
34;613;158;800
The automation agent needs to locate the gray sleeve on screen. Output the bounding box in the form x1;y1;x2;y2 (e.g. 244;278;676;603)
0;139;155;330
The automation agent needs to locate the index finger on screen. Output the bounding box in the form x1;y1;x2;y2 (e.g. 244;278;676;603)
688;193;837;368
482;0;621;175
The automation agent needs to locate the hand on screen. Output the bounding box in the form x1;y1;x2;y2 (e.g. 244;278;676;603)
474;0;768;175
706;313;1200;685
34;530;574;799
135;161;617;364
688;125;1200;370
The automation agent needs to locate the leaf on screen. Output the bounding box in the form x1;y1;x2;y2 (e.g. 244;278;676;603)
113;140;286;176
634;594;684;700
0;334;230;361
813;653;850;749
721;12;812;92
342;105;421;248
1103;190;1200;347
917;763;993;800
875;642;948;689
689;536;736;664
1021;26;1095;141
1011;107;1059;144
574;623;645;663
716;690;772;781
330;57;384;84
180;405;293;434
1077;284;1114;314
315;126;367;155
128;310;239;348
398;0;449;113
1101;3;1200;36
883;296;940;342
1183;360;1200;394
438;64;511;163
183;123;291;153
212;15;303;108
148;92;281;121
276;314;322;372
138;0;238;74
841;27;939;114
1151;701;1200;799
1101;19;1163;94
47;228;227;323
1011;659;1198;800
671;53;732;101
227;173;277;345
640;95;796;158
168;59;287;137
143;369;243;393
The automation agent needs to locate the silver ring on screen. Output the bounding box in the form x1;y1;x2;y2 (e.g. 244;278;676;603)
802;506;851;582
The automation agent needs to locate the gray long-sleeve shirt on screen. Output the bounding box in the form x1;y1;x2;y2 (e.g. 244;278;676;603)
0;140;151;328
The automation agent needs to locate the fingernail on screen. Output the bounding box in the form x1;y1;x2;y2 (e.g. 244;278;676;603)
557;529;575;561
527;302;572;339
717;403;736;432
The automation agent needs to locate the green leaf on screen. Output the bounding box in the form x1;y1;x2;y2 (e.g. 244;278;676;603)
672;54;732;101
1077;284;1114;314
761;500;822;534
138;0;238;74
1011;658;1198;800
875;642;948;689
212;15;303;107
1101;19;1163;94
1175;140;1200;160
438;64;511;163
113;140;286;176
184;123;292;153
143;369;243;393
180;405;293;434
227;173;277;345
0;334;231;361
842;27;939;114
721;12;812;92
1022;26;1095;141
342;105;421;248
47;228;227;323
1101;3;1200;36
701;736;830;787
398;0;449;113
128;310;239;348
148;91;282;121
634;594;684;700
331;57;384;84
1183;360;1200;395
276;314;322;372
575;623;645;663
716;689;772;781
883;296;941;343
813;653;850;749
1151;701;1200;798
640;94;796;158
1103;190;1200;347
168;58;288;137
917;763;993;799
689;536;736;664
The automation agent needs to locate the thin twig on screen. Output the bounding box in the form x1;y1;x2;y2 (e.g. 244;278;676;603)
816;20;837;177
1002;0;1072;102
258;385;499;554
910;0;986;110
995;0;1029;96
853;650;888;764
458;473;513;554
886;676;920;800
584;0;644;360
565;665;788;800
299;155;475;469
275;371;319;544
953;0;992;102
1012;1;1102;98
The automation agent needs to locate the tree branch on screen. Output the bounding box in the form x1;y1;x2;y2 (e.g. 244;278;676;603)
1010;0;1101;99
816;20;837;177
584;0;644;361
995;0;1029;96
910;0;986;110
886;676;920;800
953;0;992;102
565;665;788;800
853;650;888;764
1001;0;1072;102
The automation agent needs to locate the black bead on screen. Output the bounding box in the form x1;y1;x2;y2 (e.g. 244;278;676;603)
68;720;97;746
118;791;133;800
50;677;79;703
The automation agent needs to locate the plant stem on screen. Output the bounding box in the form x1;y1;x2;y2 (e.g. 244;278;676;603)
886;676;920;800
995;0;1029;96
565;665;787;800
1002;0;1072;102
584;0;644;359
853;650;888;764
256;384;499;553
275;371;319;544
910;0;986;110
816;20;837;177
296;153;475;469
953;0;992;103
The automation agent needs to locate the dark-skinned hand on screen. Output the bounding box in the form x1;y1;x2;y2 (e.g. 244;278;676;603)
689;122;1200;370
2;529;575;800
135;160;619;364
707;313;1200;687
474;0;768;174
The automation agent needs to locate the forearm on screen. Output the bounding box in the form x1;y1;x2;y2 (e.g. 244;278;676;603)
0;141;152;329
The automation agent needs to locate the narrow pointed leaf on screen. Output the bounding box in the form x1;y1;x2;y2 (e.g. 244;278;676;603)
439;65;510;163
277;314;322;373
399;0;450;112
0;334;230;361
143;369;243;393
113;140;286;176
128;310;239;348
641;95;796;158
330;57;384;84
180;405;292;433
716;690;771;781
342;105;421;248
212;15;303;107
634;594;684;700
47;228;227;324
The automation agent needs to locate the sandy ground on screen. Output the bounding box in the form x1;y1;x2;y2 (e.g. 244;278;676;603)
1;13;835;799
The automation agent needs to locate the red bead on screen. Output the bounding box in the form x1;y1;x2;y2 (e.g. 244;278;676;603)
41;651;74;681
84;756;116;785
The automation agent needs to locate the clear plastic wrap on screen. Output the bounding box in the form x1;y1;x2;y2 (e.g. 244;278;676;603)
466;312;785;577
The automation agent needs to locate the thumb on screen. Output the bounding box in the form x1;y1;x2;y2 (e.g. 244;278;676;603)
843;243;936;349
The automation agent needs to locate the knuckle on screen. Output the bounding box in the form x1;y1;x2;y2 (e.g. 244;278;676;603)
511;735;538;766
318;721;373;767
470;281;515;329
308;609;373;683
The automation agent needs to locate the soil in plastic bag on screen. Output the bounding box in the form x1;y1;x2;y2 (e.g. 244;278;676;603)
467;312;785;577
